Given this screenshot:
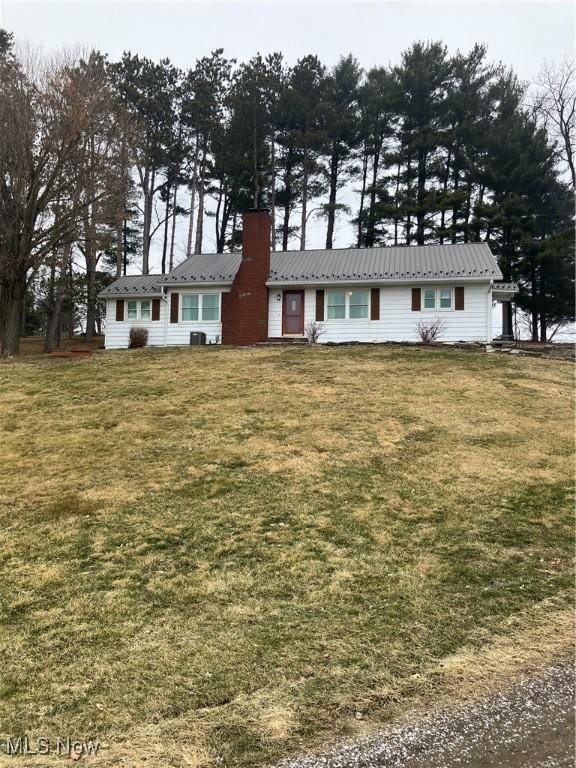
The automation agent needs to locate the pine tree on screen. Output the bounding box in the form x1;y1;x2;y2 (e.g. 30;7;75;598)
321;55;362;248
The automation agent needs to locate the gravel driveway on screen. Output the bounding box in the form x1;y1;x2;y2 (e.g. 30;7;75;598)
276;661;574;768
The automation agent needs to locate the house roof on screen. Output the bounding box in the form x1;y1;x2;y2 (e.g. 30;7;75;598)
159;252;242;285
98;274;163;297
267;243;502;284
99;243;502;297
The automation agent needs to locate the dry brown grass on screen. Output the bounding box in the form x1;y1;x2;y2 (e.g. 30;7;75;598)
0;345;573;767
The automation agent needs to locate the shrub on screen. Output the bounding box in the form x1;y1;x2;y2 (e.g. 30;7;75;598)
416;317;446;344
304;321;326;344
129;327;148;349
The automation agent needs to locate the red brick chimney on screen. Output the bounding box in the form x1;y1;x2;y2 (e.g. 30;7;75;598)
221;209;271;345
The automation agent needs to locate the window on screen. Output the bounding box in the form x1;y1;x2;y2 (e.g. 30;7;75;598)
201;294;219;321
349;290;369;319
140;300;151;320
126;299;153;320
423;288;453;311
182;294;199;321
181;294;220;322
327;290;346;319
439;288;452;309
423;289;436;310
326;289;370;320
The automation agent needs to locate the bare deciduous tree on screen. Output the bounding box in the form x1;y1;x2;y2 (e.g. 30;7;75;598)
0;46;126;356
532;59;576;190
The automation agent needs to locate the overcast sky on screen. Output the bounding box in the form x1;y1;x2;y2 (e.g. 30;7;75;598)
1;0;574;267
2;0;574;82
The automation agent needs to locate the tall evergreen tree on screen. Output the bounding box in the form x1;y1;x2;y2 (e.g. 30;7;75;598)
321;55;362;249
109;54;179;273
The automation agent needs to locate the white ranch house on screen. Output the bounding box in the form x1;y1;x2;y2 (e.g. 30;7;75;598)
99;210;517;348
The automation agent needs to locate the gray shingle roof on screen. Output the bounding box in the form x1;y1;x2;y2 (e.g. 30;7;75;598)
268;243;502;283
99;243;501;297
98;274;163;297
159;252;242;284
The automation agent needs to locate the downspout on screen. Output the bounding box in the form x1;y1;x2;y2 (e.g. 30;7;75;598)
486;281;493;343
162;286;169;347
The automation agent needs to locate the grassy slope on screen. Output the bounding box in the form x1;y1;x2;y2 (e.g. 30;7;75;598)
0;346;572;767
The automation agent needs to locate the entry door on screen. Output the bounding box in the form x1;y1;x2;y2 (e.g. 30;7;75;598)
282;291;304;335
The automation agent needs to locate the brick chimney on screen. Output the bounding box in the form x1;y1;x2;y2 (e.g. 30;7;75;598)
221;209;271;345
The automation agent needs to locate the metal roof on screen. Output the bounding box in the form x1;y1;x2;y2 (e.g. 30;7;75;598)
98;274;163;297
99;243;501;297
268;243;502;283
159;252;241;284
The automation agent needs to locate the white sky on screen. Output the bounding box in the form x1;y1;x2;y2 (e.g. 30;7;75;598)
1;0;574;270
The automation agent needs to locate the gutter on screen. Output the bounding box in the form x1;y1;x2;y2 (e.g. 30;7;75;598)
265;276;501;288
157;281;234;289
161;285;169;347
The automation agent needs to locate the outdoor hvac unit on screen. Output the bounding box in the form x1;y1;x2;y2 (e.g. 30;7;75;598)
189;332;207;346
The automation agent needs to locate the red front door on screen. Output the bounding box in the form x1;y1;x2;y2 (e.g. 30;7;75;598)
282;290;304;335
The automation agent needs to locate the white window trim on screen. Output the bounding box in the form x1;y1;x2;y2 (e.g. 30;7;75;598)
325;289;370;321
180;293;221;323
126;299;152;321
422;287;454;312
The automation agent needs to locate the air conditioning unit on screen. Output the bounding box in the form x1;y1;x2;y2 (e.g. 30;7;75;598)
189;332;206;345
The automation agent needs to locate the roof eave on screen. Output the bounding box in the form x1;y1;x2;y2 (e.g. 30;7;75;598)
98;291;163;299
158;280;234;288
266;275;501;287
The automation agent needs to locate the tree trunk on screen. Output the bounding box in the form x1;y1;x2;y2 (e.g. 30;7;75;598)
116;218;123;279
44;282;65;353
463;180;473;243
142;167;152;275
282;147;294;251
300;148;309;251
0;275;26;357
215;182;223;253
194;148;206;255
366;138;382;248
439;144;452;244
68;255;75;338
473;185;485;241
451;152;460;244
186;141;199;258
539;277;547;342
84;241;97;343
405;154;413;246
357;140;369;247
325;142;339;249
270;134;276;250
416;148;427;245
123;220;128;276
168;180;179;271
393;148;403;246
161;185;171;274
530;262;539;341
43;257;57;353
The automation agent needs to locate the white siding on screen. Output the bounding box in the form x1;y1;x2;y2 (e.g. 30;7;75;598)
104;288;224;349
104;298;168;349
268;283;493;343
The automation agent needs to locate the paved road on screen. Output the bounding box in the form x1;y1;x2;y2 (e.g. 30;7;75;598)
277;662;574;768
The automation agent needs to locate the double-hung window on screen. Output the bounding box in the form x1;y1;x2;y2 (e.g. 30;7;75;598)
127;299;152;320
423;288;453;310
326;290;369;320
182;294;199;321
140;300;151;320
182;294;220;322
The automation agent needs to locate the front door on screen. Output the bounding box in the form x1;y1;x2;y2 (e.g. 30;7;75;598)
282;290;304;335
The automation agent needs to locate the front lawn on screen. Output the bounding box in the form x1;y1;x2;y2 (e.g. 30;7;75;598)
0;346;572;767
